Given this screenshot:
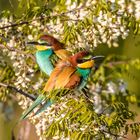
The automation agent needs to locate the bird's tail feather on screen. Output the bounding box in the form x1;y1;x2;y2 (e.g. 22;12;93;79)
34;99;53;116
20;94;45;120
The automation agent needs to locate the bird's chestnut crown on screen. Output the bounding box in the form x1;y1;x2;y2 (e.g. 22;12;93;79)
39;35;64;51
27;34;64;51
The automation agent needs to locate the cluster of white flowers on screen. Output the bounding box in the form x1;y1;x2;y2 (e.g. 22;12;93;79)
6;50;31;89
40;0;140;49
27;93;90;140
2;47;34;109
18;95;33;110
29;100;68;140
1;35;43;111
106;80;127;94
0;16;13;28
0;0;140;50
135;1;140;21
88;78;128;115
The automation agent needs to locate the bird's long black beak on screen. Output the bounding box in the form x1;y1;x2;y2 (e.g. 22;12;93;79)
27;41;52;46
91;55;104;60
91;55;104;70
77;55;104;64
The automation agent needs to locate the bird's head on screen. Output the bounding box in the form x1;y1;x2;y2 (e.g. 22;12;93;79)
27;34;64;51
69;51;104;69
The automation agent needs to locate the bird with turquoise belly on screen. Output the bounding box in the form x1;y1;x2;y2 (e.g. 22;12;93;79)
27;34;71;75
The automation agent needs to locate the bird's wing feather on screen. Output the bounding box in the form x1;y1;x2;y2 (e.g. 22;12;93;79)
43;60;70;91
54;66;76;89
65;72;81;89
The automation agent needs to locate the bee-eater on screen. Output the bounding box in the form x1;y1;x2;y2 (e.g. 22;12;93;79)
28;34;71;75
20;51;104;120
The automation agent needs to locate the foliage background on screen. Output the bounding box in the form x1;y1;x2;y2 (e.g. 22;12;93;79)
0;0;140;140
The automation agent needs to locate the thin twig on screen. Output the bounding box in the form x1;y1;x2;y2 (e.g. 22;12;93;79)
11;129;16;140
0;82;36;101
0;44;35;61
8;0;14;9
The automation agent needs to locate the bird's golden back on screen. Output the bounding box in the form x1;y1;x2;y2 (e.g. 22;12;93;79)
54;49;71;60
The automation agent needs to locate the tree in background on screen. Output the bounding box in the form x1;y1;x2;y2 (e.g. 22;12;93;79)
0;0;140;139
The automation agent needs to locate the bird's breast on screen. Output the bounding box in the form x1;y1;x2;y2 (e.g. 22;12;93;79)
77;68;91;78
35;50;54;75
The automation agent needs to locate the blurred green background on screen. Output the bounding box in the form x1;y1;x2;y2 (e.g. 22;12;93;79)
0;0;140;140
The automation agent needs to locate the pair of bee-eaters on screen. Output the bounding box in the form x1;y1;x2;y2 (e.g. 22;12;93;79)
20;35;104;120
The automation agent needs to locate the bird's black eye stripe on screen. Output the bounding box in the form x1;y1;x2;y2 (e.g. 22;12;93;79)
77;59;89;63
27;41;40;45
39;43;51;46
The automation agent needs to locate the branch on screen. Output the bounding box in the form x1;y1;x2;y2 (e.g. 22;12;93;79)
0;21;29;29
105;60;129;68
98;105;111;116
0;4;86;30
126;121;140;125
81;89;94;103
0;82;36;101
